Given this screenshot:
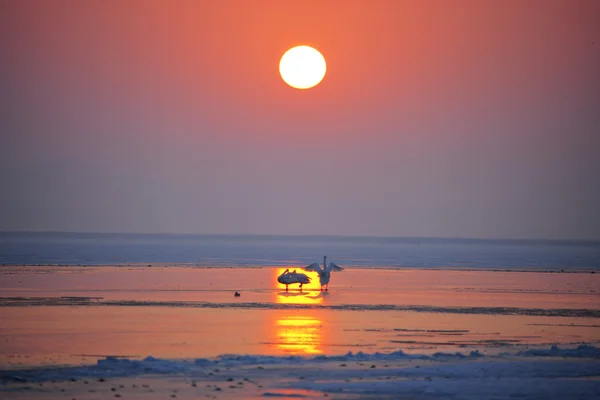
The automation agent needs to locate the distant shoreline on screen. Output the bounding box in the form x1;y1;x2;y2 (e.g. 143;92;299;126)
2;230;600;245
0;264;597;273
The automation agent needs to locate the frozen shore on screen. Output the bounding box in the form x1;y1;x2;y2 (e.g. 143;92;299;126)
2;346;600;399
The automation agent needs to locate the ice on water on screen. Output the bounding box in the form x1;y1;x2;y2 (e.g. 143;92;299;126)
3;346;600;399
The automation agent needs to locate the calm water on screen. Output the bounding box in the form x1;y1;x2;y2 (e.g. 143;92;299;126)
0;232;599;269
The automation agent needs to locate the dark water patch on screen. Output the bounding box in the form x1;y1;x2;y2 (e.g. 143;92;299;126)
390;340;521;347
527;323;600;328
394;329;470;333
1;297;599;318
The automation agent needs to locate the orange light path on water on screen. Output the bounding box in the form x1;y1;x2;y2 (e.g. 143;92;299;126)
270;268;325;354
275;315;323;354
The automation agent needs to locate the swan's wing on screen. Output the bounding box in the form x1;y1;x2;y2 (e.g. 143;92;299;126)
277;273;295;284
303;262;323;274
328;262;344;272
296;273;311;284
279;272;310;284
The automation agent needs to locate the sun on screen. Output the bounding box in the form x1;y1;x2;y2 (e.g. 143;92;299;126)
279;46;326;89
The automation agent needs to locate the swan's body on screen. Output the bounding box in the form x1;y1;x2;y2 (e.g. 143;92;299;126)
303;256;344;291
277;269;311;291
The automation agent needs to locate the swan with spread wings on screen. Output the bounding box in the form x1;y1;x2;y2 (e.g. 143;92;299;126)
303;256;344;291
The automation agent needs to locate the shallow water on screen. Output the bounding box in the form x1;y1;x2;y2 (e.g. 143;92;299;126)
1;266;598;309
1;266;599;367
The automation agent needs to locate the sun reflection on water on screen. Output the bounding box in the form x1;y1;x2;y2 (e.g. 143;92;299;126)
275;315;323;354
272;268;325;354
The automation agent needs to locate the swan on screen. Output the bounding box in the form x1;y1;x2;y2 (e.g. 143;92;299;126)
303;256;344;291
277;268;311;291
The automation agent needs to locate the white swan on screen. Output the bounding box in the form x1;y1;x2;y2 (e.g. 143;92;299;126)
277;268;311;291
303;256;344;291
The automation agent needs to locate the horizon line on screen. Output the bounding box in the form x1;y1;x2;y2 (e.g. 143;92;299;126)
1;230;599;244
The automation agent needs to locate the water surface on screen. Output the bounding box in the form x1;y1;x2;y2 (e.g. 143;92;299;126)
1;232;599;269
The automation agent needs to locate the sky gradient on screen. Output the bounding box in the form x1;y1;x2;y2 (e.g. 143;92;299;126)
2;0;599;240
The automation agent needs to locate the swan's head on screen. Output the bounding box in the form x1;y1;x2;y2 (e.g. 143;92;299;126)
277;269;289;283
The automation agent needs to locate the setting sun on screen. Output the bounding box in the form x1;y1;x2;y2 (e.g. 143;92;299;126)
279;45;326;89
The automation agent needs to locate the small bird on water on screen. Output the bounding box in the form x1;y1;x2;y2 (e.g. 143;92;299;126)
234;292;241;297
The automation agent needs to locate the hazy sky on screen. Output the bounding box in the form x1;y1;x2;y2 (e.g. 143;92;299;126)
1;0;599;240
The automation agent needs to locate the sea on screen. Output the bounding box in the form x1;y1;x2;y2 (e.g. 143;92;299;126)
1;231;599;270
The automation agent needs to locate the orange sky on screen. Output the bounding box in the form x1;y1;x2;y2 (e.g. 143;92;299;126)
1;1;599;239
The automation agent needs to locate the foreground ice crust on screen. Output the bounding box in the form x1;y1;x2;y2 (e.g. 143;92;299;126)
2;345;600;399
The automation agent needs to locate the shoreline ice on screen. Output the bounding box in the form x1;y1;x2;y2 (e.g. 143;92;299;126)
2;346;600;400
1;345;598;379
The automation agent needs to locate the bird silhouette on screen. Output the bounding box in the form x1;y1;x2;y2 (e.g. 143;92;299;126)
303;256;344;291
